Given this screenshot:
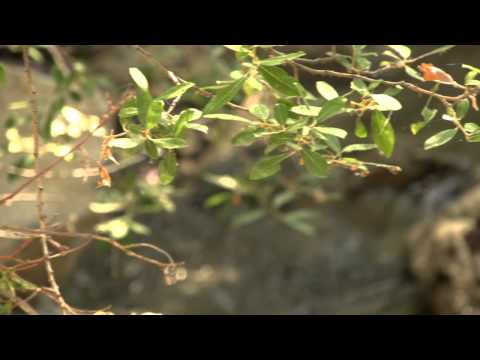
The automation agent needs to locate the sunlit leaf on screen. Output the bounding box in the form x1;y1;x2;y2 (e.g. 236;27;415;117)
424;128;458;150
371;110;395;158
342;143;377;153
315;81;339;100
258;51;306;66
371;94;402;111
129;67;149;91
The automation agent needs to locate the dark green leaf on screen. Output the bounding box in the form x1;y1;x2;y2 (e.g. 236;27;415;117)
159;151;177;185
316;97;347;122
136;88;152;126
157;82;194;100
274;103;290;125
145;140;159;159
249;153;291;180
302;149;328;177
203;76;247;114
455;99;470;119
258;65;300;97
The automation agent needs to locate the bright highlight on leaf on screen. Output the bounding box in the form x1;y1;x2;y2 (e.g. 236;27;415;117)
129;67;149;90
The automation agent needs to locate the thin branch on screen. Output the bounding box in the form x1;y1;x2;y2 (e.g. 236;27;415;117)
131;45;249;112
22;45;72;315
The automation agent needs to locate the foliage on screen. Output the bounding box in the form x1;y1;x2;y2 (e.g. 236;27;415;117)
1;44;479;314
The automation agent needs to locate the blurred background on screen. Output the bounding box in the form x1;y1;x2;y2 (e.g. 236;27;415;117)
2;45;480;315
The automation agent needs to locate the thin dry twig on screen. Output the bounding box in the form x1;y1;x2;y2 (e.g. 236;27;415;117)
22;45;73;315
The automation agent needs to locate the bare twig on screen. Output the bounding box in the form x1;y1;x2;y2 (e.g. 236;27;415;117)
22;45;72;315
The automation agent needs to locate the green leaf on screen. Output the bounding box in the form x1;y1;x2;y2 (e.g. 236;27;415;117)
130;221;152;236
427;45;456;57
129;67;149;91
232;129;257;146
258;51;306;66
314;126;347;139
145;140;159;159
316;97;347;121
312;131;341;154
455;99;470;119
136;88;152;126
302;149;327;178
159;151;177;185
0;63;5;85
316;81;339;100
203;76;247;114
258;65;300;97
342;143;377;153
466;79;480;87
157;82;194;100
465;122;480;134
387;45;411;59
149;137;187;149
249;153;291;180
424;128;458;150
185;123;208;134
232;209;266;227
119;107;138;119
265;133;295;154
290;105;322;117
204;113;253;124
282;210;316;236
249;104;270;120
371;110;395;158
371;94;402;111
405;66;424;81
204;192;232;208
274;103;290;125
355;117;368;138
110;138;142;149
411;107;438;135
351;79;369;95
146;99;164;129
175;109;197;136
